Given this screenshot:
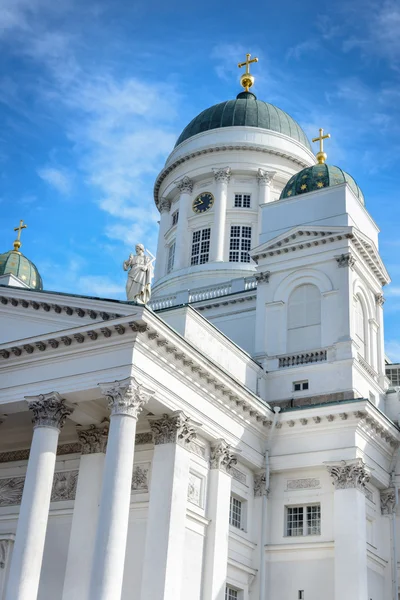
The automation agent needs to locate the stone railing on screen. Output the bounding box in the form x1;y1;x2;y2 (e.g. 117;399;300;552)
278;349;328;368
148;294;177;311
357;354;378;381
244;276;257;291
189;282;232;303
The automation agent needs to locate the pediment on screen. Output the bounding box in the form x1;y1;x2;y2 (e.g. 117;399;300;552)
0;286;137;345
251;226;353;260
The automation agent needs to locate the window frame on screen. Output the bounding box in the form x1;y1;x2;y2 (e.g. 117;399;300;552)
285;503;321;537
167;241;176;274
234;193;251;208
293;380;309;392
229;495;243;529
171;210;179;227
191;227;211;266
225;585;240;600
229;224;252;263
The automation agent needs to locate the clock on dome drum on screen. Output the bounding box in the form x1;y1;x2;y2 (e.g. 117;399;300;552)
192;192;214;214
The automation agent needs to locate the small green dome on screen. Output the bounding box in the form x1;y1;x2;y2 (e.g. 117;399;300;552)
280;163;364;204
0;250;43;290
175;91;312;150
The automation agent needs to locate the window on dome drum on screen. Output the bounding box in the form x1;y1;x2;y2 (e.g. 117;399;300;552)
225;586;239;600
229;225;252;263
387;366;400;387
171;210;179;227
167;241;175;274
191;228;211;266
229;495;243;529
287;284;321;353
293;380;309;392
286;504;321;537
234;193;251;208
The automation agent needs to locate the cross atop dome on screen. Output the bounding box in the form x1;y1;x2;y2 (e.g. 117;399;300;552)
312;128;331;164
237;53;258;92
12;219;27;252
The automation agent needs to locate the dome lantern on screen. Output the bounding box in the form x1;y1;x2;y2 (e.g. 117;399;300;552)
0;220;43;290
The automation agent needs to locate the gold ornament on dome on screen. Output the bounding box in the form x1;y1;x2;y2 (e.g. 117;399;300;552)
312;128;331;164
238;53;259;92
12;219;27;253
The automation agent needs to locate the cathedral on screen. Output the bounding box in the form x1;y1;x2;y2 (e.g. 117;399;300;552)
0;54;399;600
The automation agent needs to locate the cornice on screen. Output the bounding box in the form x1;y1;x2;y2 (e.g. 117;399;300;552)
154;144;311;208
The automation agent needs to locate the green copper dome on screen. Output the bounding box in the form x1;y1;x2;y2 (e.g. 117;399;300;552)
280;163;364;204
0;250;43;290
175;92;312;150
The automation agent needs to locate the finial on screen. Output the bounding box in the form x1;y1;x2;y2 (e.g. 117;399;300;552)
312;128;331;164
238;53;258;92
12;219;27;252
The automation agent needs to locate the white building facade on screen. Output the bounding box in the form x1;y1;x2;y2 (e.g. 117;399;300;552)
0;78;399;600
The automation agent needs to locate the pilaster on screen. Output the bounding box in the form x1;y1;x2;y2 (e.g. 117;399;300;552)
211;167;231;262
174;176;193;270
154;198;172;281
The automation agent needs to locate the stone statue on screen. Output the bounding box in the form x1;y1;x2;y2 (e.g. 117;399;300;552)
123;244;155;304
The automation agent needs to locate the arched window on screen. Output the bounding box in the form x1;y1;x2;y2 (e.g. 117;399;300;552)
287;284;321;352
354;295;366;359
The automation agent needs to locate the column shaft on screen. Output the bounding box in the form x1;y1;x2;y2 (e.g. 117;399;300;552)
174;177;193;271
5;393;71;600
62;453;105;600
210;168;231;263
140;442;190;600
154;199;171;282
89;415;137;600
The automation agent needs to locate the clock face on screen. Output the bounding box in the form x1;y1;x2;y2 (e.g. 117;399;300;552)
192;192;214;214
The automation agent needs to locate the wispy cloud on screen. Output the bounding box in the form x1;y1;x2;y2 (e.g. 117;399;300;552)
286;40;319;61
386;341;400;363
37;167;73;195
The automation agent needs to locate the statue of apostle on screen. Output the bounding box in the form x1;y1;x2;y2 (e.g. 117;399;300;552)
123;244;155;304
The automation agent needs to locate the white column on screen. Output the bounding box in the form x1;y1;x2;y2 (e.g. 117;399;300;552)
376;294;386;383
140;412;200;600
61;422;108;600
174;176;193;271
202;439;236;600
5;393;73;600
327;460;369;600
251;471;268;600
0;535;15;599
89;377;154;600
210;167;231;262
154;198;171;282
257;169;276;239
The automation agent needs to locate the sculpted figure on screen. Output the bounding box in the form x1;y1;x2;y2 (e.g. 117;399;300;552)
123;244;155;304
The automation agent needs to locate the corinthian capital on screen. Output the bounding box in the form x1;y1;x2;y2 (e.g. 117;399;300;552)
327;459;369;491
336;253;356;269
254;470;268;496
99;376;155;419
380;488;396;515
148;411;201;446
210;439;237;473
25;392;73;430
257;168;276;185
213;167;231;183
159;197;171;214
77;421;109;454
376;293;385;307
175;176;193;194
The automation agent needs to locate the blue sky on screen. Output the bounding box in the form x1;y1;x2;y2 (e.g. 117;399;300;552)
1;0;400;359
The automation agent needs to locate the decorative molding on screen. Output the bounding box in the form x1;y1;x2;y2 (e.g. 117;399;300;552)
99;376;155;419
213;166;232;183
131;464;149;492
0;536;14;569
175;175;193;194
159;197;171;213
327;459;369;491
210;439;237;473
255;271;270;284
254;470;267;496
77;421;109;454
25;392;73;430
287;478;320;490
148;411;200;447
51;471;78;501
380;488;396;515
231;467;246;485
187;472;203;507
336;253;356;269
376;293;385;307
0;476;25;507
135;432;153;445
257;168;276;185
0;295;121;321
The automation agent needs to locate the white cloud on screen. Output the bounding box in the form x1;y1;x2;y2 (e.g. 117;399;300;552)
386;341;400;363
286;40;319;61
37;167;73;195
77;275;125;298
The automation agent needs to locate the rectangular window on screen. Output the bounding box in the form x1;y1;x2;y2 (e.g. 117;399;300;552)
229;496;242;529
225;586;238;600
293;380;309;392
167;241;175;273
191;228;211;266
229;225;252;263
286;504;321;537
234;193;251;208
171;210;179;226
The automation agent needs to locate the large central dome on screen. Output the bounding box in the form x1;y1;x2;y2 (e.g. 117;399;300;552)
175;91;312;150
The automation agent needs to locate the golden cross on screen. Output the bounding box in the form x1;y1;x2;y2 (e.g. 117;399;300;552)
13;219;27;251
312;128;331;164
238;53;258;75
